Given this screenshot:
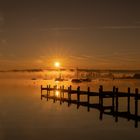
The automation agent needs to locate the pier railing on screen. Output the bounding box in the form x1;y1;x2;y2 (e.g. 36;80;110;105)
41;85;140;128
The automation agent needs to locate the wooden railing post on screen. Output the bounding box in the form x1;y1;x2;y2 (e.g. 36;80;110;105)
53;85;56;103
60;86;62;105
99;85;103;120
41;85;43;100
135;88;138;128
77;86;80;109
115;88;119;122
69;85;72;102
87;87;90;112
68;85;72;107
62;85;64;102
112;86;115;114
99;85;103;108
41;85;43;94
47;85;49;101
127;87;130;119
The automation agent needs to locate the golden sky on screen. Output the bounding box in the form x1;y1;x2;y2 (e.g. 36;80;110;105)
0;0;140;70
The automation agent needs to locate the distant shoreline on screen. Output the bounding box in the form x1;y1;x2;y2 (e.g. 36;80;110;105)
0;69;140;73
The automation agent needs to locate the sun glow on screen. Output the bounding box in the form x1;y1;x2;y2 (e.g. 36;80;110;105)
54;62;60;68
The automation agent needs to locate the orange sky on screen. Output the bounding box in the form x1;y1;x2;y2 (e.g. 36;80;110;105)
0;0;140;70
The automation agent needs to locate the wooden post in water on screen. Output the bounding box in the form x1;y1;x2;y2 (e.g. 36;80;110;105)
69;85;72;102
60;86;62;105
115;88;119;122
41;85;43;100
99;85;103;108
69;85;72;101
62;85;64;102
77;86;80;102
68;86;72;107
112;86;115;114
99;86;101;106
53;85;56;103
127;87;130;120
48;85;51;98
47;85;49;101
68;87;70;106
135;88;138;128
77;86;80;109
99;85;103;120
87;87;90;112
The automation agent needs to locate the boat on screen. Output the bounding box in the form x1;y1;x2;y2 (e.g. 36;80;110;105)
55;77;64;81
71;68;92;83
55;73;64;82
133;74;140;79
71;78;82;83
71;68;82;83
31;78;37;80
80;78;92;82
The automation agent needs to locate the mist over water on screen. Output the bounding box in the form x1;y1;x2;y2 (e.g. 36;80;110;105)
0;71;140;140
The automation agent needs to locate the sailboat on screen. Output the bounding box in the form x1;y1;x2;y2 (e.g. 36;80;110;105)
71;68;92;83
55;73;64;82
80;72;92;82
71;68;82;83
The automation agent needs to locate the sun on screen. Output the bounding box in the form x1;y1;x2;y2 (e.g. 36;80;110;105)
54;62;60;68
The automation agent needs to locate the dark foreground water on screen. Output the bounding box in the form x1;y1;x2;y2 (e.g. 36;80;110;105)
0;79;140;140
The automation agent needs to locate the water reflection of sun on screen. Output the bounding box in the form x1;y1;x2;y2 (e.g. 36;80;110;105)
55;91;60;97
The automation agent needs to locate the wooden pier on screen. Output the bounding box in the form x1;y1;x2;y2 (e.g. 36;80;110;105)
41;85;140;128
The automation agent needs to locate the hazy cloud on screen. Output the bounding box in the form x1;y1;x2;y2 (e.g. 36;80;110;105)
99;25;140;30
69;55;93;60
39;25;140;32
39;27;87;32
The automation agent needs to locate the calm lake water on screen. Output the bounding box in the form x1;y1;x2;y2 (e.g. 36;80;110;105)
0;76;140;140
